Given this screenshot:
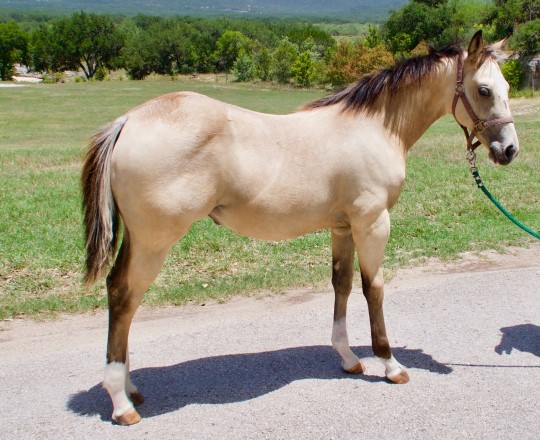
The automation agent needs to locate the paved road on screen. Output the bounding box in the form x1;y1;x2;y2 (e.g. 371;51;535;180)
1;247;539;439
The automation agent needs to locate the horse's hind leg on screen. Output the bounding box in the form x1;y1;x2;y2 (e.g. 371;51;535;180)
330;230;365;374
353;211;409;384
103;229;173;425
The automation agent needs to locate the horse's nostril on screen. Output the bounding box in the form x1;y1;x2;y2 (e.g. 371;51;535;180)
504;144;516;160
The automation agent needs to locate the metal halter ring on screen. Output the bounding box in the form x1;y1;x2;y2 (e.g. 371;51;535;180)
474;120;486;134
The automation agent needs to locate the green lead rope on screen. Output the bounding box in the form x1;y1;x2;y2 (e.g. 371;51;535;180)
469;164;540;240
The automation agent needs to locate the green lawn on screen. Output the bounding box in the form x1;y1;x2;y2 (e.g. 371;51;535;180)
0;79;538;319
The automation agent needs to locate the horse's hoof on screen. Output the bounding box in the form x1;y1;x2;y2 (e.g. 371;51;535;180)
113;409;141;426
129;391;145;406
387;368;410;384
344;360;366;375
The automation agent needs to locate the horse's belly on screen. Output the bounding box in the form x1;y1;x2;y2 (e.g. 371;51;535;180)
209;204;330;241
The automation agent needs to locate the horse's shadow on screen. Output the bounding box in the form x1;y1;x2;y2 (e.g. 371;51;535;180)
68;345;451;421
495;324;540;357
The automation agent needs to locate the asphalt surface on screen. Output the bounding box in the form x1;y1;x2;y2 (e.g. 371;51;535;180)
0;246;539;439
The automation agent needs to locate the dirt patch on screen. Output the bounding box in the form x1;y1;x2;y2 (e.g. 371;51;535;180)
390;243;540;288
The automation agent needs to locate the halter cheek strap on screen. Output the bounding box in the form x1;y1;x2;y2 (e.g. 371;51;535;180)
451;51;514;154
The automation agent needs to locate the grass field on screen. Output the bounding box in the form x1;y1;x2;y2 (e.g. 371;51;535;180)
1;79;539;319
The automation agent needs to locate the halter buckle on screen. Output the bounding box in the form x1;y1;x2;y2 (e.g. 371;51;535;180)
455;83;464;94
474;120;486;134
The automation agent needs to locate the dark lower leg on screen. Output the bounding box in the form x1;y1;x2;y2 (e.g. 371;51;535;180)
361;269;408;383
361;272;391;359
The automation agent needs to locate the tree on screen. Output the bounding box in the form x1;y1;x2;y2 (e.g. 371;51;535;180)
484;0;540;39
253;46;272;81
383;1;440;53
0;21;29;81
232;52;256;82
383;0;483;53
412;0;447;5
441;0;488;43
138;19;201;76
290;50;317;88
325;41;354;86
286;25;335;60
31;12;123;79
213;30;252;73
365;25;383;48
326;41;394;86
523;0;540;22
121;25;161;80
270;38;299;84
31;24;56;74
509;19;540;55
358;44;395;74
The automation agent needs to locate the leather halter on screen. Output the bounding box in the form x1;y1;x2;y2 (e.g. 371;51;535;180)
451;51;514;153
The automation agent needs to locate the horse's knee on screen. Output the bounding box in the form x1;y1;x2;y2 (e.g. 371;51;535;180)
360;269;384;294
332;266;353;295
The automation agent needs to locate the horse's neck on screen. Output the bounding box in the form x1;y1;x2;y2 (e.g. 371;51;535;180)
380;59;457;151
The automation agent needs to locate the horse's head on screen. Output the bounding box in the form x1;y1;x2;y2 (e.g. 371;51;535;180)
454;31;519;165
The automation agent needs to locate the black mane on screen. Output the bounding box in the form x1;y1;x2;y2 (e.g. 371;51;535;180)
304;45;465;114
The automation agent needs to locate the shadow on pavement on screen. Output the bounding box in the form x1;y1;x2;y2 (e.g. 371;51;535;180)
67;344;451;421
495;323;540;357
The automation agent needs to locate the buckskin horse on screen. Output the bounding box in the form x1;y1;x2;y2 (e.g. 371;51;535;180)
82;31;519;424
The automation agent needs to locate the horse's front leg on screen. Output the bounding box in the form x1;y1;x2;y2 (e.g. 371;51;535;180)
330;230;365;374
353;211;409;384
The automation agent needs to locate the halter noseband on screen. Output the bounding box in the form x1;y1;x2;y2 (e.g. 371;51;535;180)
451;51;514;155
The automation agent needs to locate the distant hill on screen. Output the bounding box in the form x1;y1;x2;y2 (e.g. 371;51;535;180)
0;0;408;20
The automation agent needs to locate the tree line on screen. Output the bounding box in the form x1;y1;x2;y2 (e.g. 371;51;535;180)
1;0;539;86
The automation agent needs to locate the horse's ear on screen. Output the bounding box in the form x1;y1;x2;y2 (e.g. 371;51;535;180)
489;36;510;52
467;30;485;65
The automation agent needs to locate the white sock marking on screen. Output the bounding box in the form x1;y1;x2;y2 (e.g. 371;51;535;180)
379;355;405;379
103;362;135;418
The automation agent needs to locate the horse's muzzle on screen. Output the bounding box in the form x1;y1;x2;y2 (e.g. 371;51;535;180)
489;141;519;165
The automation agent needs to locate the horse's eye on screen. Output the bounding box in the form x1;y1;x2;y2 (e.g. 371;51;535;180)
479;87;490;97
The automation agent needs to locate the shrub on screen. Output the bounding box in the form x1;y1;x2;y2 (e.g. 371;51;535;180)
94;67;108;81
232;53;256;82
501;59;525;91
42;72;65;84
